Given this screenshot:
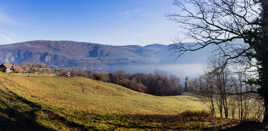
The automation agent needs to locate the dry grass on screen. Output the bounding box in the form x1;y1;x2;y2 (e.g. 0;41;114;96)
0;73;208;115
0;72;264;130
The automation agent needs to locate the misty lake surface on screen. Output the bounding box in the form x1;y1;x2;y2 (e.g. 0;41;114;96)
108;64;206;78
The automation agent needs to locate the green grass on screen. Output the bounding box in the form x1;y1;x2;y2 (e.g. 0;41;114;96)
0;72;261;130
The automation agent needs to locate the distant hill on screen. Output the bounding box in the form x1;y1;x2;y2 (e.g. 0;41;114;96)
0;40;209;73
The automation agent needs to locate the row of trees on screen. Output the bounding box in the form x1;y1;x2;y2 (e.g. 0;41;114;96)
19;63;184;96
19;63;183;96
170;0;268;123
183;57;264;121
20;63;51;73
56;69;183;96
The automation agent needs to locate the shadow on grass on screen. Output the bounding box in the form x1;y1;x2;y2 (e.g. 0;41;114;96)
0;80;266;131
220;121;268;131
0;86;94;131
0;88;54;131
86;112;268;131
86;112;222;130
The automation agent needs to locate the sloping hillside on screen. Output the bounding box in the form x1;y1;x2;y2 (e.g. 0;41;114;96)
0;73;211;130
0;73;206;114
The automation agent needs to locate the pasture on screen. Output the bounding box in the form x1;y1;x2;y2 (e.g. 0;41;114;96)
0;73;263;130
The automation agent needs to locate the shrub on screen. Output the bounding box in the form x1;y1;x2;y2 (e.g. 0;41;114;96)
92;72;110;82
178;111;211;121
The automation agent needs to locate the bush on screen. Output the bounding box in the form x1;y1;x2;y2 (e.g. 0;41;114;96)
92;72;110;82
178;111;211;121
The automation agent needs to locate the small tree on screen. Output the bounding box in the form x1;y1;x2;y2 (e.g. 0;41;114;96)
184;77;189;92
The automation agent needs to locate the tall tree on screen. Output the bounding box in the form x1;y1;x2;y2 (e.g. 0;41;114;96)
184;77;189;92
170;0;268;123
258;0;268;123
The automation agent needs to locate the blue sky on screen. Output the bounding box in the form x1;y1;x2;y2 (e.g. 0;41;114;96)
0;0;186;46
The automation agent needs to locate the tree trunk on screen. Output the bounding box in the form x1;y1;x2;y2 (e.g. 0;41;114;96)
223;96;229;119
259;0;268;123
210;97;215;117
263;98;268;123
261;56;268;123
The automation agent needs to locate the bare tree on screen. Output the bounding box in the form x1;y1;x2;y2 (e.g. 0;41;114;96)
211;57;231;119
200;72;216;117
198;56;264;120
170;0;268;123
198;57;231;119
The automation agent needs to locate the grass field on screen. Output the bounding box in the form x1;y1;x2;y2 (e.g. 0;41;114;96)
0;73;263;130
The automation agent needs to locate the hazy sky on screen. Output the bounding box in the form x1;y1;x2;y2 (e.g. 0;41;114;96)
0;0;187;45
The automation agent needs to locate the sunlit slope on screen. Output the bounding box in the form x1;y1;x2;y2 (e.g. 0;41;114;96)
0;73;207;115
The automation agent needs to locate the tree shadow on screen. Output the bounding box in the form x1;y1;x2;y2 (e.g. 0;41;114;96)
0;79;266;131
0;87;94;131
1;88;267;131
89;113;268;131
89;113;224;130
220;121;268;131
0;88;54;131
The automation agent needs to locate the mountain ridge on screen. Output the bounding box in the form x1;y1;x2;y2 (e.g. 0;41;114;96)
0;40;209;73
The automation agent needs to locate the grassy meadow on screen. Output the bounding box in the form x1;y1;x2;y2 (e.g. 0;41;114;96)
0;72;262;130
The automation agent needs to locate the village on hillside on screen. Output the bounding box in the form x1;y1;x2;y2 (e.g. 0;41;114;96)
0;64;24;73
0;63;51;74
